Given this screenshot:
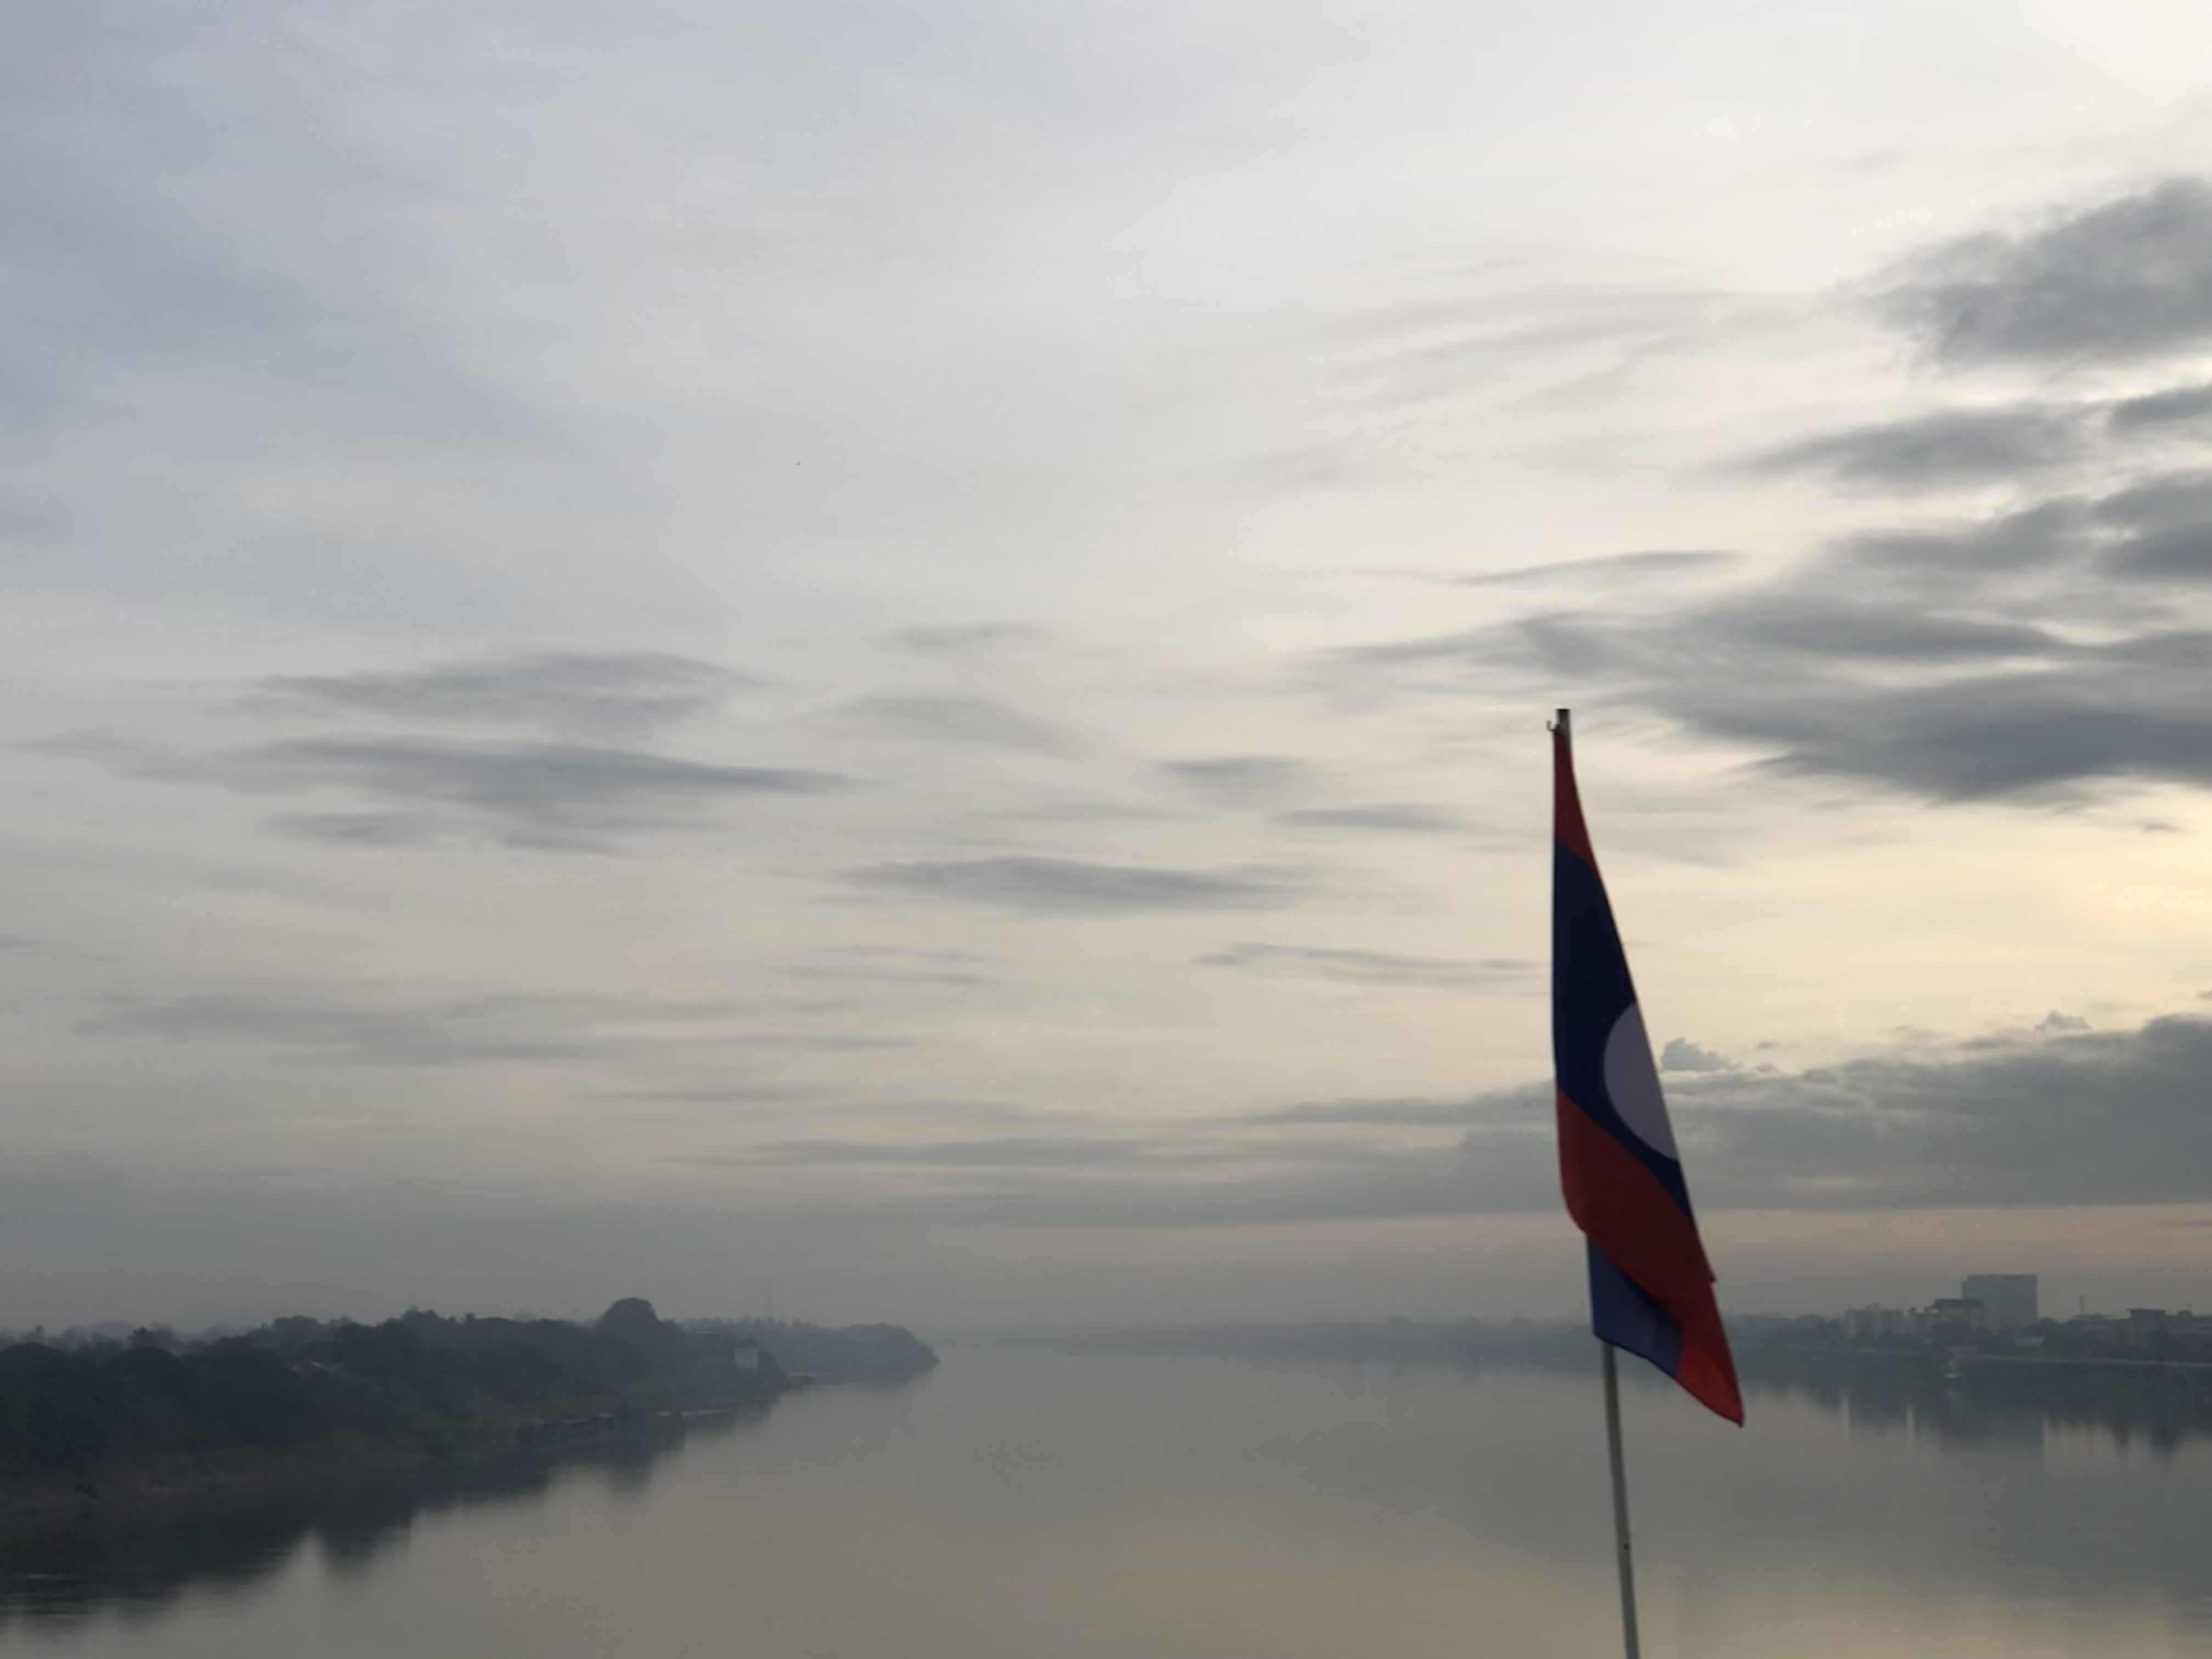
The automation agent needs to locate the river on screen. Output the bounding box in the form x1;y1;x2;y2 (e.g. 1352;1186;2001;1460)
4;1344;2209;1657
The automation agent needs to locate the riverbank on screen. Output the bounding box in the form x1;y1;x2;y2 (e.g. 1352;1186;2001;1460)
0;1392;786;1531
0;1299;934;1528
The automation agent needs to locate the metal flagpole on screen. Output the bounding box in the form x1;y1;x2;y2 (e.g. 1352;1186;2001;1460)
1601;1344;1642;1659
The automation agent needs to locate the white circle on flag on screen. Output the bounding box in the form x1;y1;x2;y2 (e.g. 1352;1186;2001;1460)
1603;1003;1678;1160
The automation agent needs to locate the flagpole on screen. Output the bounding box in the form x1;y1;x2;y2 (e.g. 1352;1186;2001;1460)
1601;1342;1643;1659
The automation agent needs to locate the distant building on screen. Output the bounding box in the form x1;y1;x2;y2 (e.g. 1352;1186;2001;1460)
1843;1304;1906;1341
2125;1308;2177;1347
1928;1297;1987;1333
1962;1274;2039;1331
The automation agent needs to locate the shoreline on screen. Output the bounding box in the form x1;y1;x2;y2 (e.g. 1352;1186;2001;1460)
0;1394;778;1533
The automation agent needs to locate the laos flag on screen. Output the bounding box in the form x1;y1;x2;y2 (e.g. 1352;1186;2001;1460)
1552;713;1742;1424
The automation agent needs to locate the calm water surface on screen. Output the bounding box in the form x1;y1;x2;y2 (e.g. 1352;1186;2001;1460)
4;1346;2210;1658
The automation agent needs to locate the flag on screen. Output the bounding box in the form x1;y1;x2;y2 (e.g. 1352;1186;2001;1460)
1551;713;1742;1424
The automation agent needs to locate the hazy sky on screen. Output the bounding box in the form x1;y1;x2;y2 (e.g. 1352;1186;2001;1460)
5;1;2212;1331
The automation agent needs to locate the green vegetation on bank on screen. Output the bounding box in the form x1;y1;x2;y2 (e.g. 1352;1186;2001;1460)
0;1300;934;1497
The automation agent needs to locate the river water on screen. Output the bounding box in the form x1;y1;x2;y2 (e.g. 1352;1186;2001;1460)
4;1344;2209;1658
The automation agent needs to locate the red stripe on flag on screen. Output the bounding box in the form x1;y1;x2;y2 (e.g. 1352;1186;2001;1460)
1673;1310;1745;1425
1555;1090;1714;1313
1552;724;1596;866
1560;1090;1742;1421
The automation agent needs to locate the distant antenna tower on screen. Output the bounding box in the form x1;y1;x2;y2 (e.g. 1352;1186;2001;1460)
765;1280;775;1323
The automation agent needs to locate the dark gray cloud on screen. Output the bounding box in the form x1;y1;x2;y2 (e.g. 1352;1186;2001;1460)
2091;470;2212;581
1277;803;1464;833
239;736;847;849
1668;1015;2212;1209
1758;406;2090;489
1685;596;2065;662
1161;755;1314;798
1883;177;2212;364
853;856;1304;913
1839;500;2089;584
259;651;741;738
1198;1014;2212;1221
849;694;1080;754
1346;447;2212;802
1198;942;1533;988
275;812;442;847
2109;382;2212;433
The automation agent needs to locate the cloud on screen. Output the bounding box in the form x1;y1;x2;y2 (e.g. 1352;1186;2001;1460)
258;651;742;738
237;736;848;849
2092;470;2212;582
853;856;1304;913
1838;500;2089;584
1343;447;2212;803
849;694;1080;754
1184;1013;2212;1220
868;1136;1556;1227
275;812;442;847
1161;756;1314;798
1277;803;1464;833
1882;177;2212;364
1665;1014;2212;1209
0;932;97;962
779;964;1000;988
1455;550;1739;588
1660;1037;1735;1073
744;1137;1227;1169
1198;942;1533;987
883;623;1038;657
1244;1088;1540;1126
1757;406;2091;490
2108;382;2212;433
100;988;607;1066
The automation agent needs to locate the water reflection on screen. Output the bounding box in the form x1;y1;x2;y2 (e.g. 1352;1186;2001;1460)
3;1352;2210;1659
0;1403;775;1632
1734;1348;2212;1460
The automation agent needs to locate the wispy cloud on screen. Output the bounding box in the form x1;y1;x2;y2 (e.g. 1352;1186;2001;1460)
1198;943;1533;986
883;623;1039;658
1339;180;2212;815
1454;550;1739;589
848;694;1082;754
98;988;611;1066
1276;803;1465;834
1160;756;1317;799
257;651;743;739
239;736;848;850
1756;406;2092;490
854;856;1306;913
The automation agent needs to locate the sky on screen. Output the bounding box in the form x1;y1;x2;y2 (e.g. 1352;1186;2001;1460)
4;0;2211;1332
